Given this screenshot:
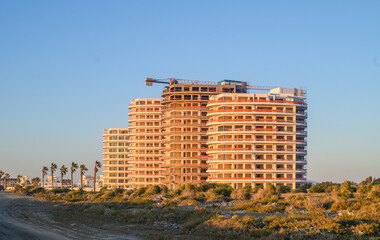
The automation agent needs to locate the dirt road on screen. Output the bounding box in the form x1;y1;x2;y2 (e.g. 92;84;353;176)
0;192;140;240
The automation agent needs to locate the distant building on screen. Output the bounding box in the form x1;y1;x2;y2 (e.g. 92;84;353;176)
103;128;129;188
44;176;58;188
77;175;103;189
4;178;18;188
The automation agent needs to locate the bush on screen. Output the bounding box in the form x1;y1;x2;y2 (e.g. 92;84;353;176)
114;188;124;195
51;187;69;194
293;184;307;193
161;185;169;194
30;187;45;194
309;184;326;193
212;185;233;198
13;185;23;193
231;189;251;200
196;183;218;192
145;185;161;195
340;181;356;194
372;178;380;185
276;185;291;193
135;187;146;196
353;222;380;235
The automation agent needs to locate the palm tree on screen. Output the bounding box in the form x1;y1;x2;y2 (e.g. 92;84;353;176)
42;166;48;188
93;161;102;192
17;175;22;185
79;164;88;189
4;173;9;189
0;170;4;185
60;165;68;189
31;177;40;187
50;163;57;188
70;162;78;190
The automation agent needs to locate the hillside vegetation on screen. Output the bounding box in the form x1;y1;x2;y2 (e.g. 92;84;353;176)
13;178;380;239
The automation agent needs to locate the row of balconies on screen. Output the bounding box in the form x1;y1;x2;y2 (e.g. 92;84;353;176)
207;119;306;125
128;139;162;143
103;156;128;160
103;139;129;143
127;173;163;177
127;166;163;170
207;138;306;144
207;99;306;106
128;117;161;122
162;172;208;176
129;110;161;115
207;144;304;149
163;96;211;102
128;102;162;108
162;106;207;110
208;177;307;182
207;108;305;115
207;158;306;163
207;129;307;135
207;168;306;173
207;149;306;154
162;179;207;184
162;122;207;127
128;125;161;129
162;115;208;119
161;163;208;167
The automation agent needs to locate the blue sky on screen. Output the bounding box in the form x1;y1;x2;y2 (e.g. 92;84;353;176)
0;1;379;183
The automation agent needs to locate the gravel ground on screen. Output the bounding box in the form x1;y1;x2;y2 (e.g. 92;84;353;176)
0;192;140;240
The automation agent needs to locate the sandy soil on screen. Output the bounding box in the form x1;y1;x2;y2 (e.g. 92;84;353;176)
0;192;140;240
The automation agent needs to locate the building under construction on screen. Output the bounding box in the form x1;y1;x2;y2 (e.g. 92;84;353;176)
103;78;307;189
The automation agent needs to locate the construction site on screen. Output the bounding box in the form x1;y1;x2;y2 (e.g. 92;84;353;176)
103;78;307;189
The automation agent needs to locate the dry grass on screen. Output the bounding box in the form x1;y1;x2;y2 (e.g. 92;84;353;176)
12;180;380;238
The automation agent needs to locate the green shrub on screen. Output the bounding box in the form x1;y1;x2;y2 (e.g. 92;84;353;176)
340;181;357;193
309;184;326;193
293;184;307;193
135;187;146;196
276;185;291;193
353;222;380;235
51;187;69;194
212;185;233;198
13;185;23;193
330;200;348;211
161;185;169;194
372;178;380;185
145;185;161;195
252;185;264;193
196;183;218;192
231;189;251;200
30;187;45;194
114;188;124;194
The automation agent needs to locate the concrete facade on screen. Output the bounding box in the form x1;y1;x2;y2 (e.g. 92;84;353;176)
103;81;307;189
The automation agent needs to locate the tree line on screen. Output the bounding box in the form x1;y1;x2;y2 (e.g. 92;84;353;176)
1;161;102;192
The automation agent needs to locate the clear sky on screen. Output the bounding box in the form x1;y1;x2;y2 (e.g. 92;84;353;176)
0;1;379;183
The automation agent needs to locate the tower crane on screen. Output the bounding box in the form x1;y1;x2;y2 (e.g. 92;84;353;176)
145;77;276;91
